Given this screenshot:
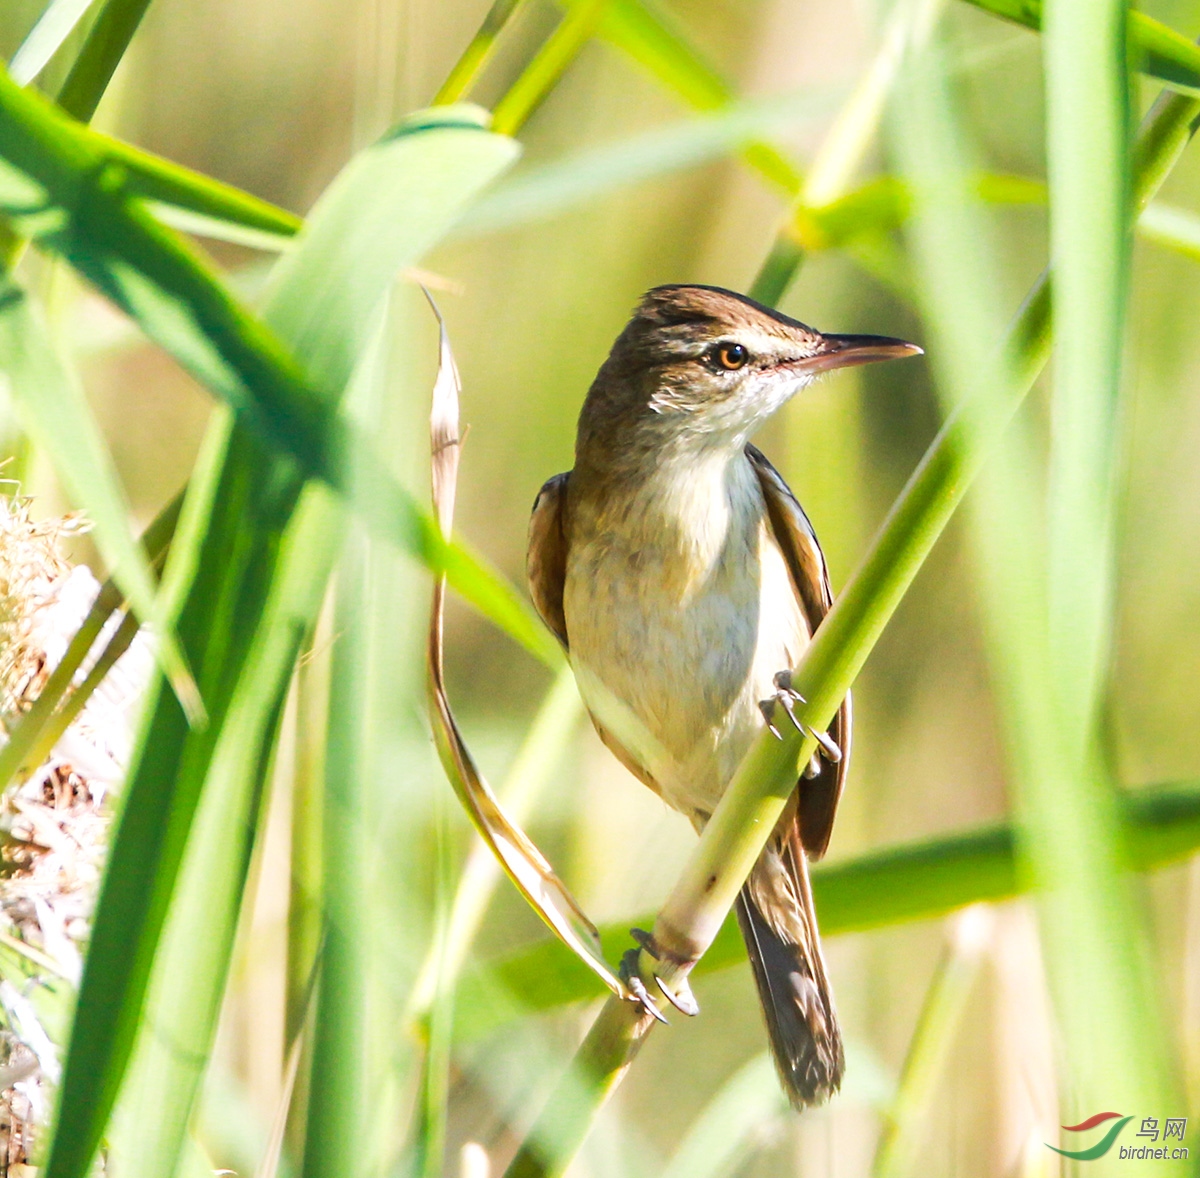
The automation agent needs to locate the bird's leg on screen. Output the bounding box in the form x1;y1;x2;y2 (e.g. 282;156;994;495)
761;670;843;763
631;927;700;1017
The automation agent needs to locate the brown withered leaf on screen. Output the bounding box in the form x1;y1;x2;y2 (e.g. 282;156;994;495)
424;293;624;999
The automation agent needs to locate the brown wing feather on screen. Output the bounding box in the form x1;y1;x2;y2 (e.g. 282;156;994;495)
527;472;571;650
530;473;667;800
746;444;851;860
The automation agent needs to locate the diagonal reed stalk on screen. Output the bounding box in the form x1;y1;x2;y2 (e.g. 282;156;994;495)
491;0;610;135
433;0;530;106
500;81;1200;1178
749;0;941;306
871;908;992;1178
451;776;1200;1037
54;0;153;122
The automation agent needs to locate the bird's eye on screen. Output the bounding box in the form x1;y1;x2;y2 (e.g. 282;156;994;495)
715;342;749;370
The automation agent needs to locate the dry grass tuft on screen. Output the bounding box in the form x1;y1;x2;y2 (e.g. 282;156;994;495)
0;492;151;1172
0;496;87;719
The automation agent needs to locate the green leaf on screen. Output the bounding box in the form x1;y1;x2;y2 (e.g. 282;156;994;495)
145;202;294;251
262;107;515;397
1134;11;1200;99
0;276;201;720
9;0;102;86
42;107;520;1178
458;86;840;238
589;0;728;105
14;0;301;253
110;478;340;1178
0;71;557;664
301;516;370;1178
1138;200;1200;261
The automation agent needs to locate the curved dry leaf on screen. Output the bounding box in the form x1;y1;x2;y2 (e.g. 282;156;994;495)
424;293;624;999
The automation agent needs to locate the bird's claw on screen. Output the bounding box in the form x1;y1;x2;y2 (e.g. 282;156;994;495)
760;669;843;762
758;699;784;740
629;929;699;1016
620;948;668;1024
656;973;700;1017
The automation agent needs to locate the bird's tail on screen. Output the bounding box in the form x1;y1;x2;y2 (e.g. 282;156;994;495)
735;826;843;1107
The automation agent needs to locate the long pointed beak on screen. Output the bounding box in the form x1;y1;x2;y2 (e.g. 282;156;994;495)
798;333;923;373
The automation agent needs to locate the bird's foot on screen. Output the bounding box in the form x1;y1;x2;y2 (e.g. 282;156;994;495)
759;670;842;764
630;928;699;1016
619;947;668;1024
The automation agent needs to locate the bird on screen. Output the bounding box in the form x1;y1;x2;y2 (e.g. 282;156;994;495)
526;284;920;1108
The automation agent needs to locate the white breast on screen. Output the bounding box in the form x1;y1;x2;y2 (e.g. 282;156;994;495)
564;455;809;820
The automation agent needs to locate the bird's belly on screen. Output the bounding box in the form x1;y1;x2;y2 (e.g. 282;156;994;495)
565;531;808;820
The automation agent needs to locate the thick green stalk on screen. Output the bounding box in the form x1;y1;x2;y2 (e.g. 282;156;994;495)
960;0;1200;99
1034;0;1171;1117
1044;0;1130;750
302;549;369;1178
500;86;1200;1178
287;617;330;1047
893;10;1173;1139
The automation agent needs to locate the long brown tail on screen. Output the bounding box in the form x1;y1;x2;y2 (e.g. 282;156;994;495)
735;826;843;1107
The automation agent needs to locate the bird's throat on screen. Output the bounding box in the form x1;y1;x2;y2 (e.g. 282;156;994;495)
574;445;763;597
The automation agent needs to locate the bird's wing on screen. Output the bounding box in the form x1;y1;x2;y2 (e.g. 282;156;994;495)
746;444;851;861
526;472;666;800
527;472;571;650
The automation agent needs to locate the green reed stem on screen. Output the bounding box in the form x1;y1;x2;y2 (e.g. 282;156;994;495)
491;0;609;135
434;0;529;105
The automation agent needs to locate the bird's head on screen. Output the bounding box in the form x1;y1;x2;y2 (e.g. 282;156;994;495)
579;284;921;458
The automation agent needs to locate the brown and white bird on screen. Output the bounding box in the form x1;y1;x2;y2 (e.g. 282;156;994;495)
526;284;920;1107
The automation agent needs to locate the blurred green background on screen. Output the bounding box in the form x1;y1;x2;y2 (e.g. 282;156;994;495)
3;0;1200;1174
